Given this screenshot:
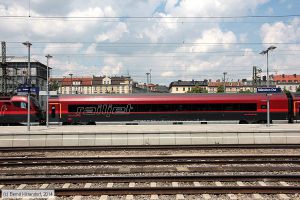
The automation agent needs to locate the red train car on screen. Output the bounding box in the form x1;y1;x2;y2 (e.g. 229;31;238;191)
291;93;300;122
0;96;43;125
48;93;299;124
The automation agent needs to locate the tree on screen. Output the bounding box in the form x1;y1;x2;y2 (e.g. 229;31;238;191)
238;89;252;94
217;85;224;93
49;81;60;91
283;88;291;95
187;86;208;93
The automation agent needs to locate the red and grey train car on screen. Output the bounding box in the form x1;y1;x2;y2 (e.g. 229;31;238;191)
48;93;300;125
0;96;43;125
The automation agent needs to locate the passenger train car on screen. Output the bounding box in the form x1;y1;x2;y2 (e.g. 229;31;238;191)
0;96;43;125
48;93;300;125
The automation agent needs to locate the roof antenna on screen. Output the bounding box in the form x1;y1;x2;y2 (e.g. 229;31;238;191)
28;0;31;17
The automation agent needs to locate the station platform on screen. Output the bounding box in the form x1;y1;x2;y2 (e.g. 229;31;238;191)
0;124;299;147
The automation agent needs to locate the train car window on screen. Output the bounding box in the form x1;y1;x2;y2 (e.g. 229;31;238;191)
13;101;27;109
68;103;257;113
51;106;56;118
240;103;257;111
20;102;27;109
261;105;267;109
13;102;20;107
223;104;234;111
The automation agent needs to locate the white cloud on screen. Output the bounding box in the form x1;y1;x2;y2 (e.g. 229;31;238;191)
189;27;237;52
96;23;128;42
100;57;124;76
165;0;269;17
101;64;123;76
43;43;83;55
259;18;300;77
5;0;299;85
260;18;300;44
85;43;97;54
161;71;175;77
141;13;178;42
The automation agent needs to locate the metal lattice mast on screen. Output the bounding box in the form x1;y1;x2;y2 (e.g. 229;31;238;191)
1;41;7;95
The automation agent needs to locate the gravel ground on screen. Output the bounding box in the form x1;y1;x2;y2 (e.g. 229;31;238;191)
135;182;150;187
242;181;258;186
24;184;42;189
289;193;300;199
111;182;128;188
2;180;295;189
156;181;172;187
1;163;298;175
91;182;107;187
215;181;234;186
287;181;300;186
107;195;126;200
179;181;194;186
69;183;86;188
1;148;300;158
29;194;300;200
47;183;64;189
1;184;19;189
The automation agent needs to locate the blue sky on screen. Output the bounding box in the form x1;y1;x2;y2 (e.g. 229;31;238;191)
0;0;299;85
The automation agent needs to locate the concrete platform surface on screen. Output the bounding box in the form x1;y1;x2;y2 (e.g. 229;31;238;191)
0;124;299;147
0;124;299;134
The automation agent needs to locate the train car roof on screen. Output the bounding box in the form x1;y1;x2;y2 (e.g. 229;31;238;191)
0;96;28;102
49;93;288;103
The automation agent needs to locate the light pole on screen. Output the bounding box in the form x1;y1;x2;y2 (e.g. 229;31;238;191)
22;41;32;131
260;46;276;127
149;69;152;84
260;46;276;87
223;72;227;93
69;73;73;94
45;54;52;128
146;72;150;93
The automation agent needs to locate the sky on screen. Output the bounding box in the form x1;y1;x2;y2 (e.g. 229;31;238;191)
0;0;299;85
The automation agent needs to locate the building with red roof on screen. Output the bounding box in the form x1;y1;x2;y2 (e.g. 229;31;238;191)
271;74;300;92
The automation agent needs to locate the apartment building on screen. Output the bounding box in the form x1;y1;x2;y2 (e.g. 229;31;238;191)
51;76;132;95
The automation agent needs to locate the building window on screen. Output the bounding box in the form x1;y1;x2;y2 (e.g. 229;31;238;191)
176;87;178;91
183;87;185;91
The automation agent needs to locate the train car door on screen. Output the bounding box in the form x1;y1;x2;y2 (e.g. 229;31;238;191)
0;102;9;123
49;103;61;123
295;101;300;122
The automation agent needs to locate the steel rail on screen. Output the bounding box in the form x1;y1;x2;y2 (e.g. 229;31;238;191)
1;174;300;184
0;144;300;152
53;186;300;196
1;155;300;167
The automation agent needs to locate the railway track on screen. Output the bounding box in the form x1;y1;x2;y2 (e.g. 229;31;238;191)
53;186;300;196
1;175;300;197
1;174;300;184
1;154;300;167
1;148;300;199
